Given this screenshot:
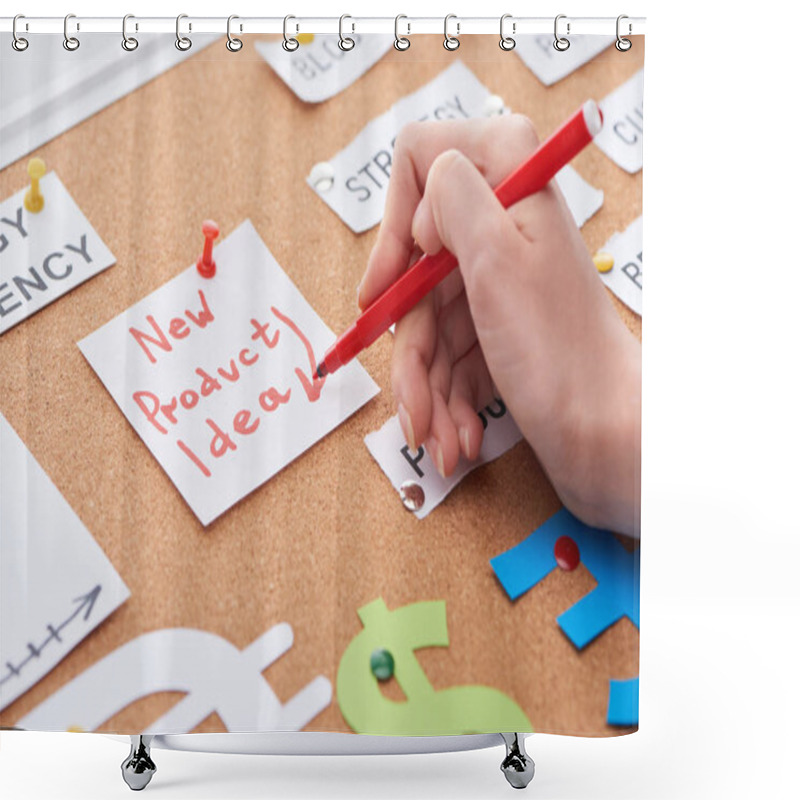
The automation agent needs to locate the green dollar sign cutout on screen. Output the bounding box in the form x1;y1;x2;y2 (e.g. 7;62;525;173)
337;598;532;735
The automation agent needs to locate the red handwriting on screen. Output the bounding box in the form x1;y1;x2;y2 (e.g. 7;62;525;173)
129;290;215;365
270;306;326;402
130;302;330;479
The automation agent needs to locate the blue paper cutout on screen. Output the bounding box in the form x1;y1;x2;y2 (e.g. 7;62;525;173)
607;677;639;726
489;508;640;649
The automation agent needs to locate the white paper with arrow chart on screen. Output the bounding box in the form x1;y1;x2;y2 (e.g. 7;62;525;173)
0;412;130;711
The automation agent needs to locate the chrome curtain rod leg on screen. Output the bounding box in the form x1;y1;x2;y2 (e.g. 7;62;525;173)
500;732;535;789
121;735;157;791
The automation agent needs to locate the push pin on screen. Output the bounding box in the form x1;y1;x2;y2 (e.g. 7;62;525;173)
196;219;220;278
483;94;505;117
554;535;580;571
370;648;395;682
24;157;47;213
593;252;614;274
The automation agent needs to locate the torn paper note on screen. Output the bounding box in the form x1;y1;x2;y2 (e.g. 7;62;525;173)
0;171;116;335
593;68;644;174
554;166;603;229
364;399;524;519
255;34;392;103
78;220;379;526
597;216;643;315
17;624;331;733
307;61;493;233
0;412;130;711
308;61;603;234
514;35;615;86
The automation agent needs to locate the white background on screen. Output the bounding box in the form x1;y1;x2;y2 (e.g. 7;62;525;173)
2;1;799;798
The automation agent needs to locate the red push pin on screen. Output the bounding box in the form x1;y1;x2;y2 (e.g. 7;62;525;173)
196;219;220;278
554;535;580;571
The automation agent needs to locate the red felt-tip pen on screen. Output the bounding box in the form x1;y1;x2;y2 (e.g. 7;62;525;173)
315;100;604;379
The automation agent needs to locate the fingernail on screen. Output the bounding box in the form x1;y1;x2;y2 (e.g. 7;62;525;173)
459;427;471;460
398;403;416;453
411;203;424;245
356;281;362;307
431;440;445;479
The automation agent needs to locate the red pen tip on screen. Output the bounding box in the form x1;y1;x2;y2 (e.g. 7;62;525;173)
315;362;328;379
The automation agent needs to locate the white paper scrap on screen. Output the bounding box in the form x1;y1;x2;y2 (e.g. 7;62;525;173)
554;166;604;229
78;220;379;526
17;624;331;733
364;399;524;519
0;172;116;335
308;62;603;234
255;34;393;103
593;69;644;174
307;61;494;234
0;413;130;711
514;35;615;86
598;216;643;315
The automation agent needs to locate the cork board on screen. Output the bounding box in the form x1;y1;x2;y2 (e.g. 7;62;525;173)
0;34;643;736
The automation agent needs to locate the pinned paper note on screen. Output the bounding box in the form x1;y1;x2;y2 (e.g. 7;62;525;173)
254;34;392;103
337;597;531;735
0;171;115;334
490;508;640;649
308;61;603;234
554;166;604;229
514;35;614;86
0;413;130;711
79;220;379;526
597;216;643;315
18;624;331;733
364;398;523;519
593;69;644;173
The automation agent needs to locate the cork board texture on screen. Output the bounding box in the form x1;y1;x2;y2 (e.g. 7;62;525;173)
0;34;643;737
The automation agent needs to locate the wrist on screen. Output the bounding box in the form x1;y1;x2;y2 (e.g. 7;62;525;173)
555;333;641;537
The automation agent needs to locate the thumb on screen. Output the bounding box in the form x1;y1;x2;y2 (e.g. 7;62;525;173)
411;149;524;286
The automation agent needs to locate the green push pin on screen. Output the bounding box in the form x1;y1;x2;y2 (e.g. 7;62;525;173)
370;648;395;682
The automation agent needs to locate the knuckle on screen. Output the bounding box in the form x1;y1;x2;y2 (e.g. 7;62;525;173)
505;113;540;148
394;120;428;155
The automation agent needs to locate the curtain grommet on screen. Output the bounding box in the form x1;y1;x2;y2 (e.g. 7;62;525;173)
616;15;632;51
394;15;410;51
282;15;299;52
443;14;460;51
121;14;138;51
499;14;515;51
63;14;80;51
12;14;29;51
554;14;570;51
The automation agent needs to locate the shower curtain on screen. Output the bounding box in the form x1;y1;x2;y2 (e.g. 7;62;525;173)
0;23;643;740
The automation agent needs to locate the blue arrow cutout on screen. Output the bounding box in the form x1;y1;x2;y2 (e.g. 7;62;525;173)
490;509;639;649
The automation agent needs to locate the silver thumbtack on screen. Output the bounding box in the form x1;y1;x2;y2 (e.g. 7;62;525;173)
399;480;425;512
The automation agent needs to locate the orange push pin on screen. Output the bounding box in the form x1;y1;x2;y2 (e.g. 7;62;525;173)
196;219;220;278
24;157;46;213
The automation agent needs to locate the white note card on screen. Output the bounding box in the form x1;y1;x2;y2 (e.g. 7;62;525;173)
598;215;643;315
0;172;116;335
514;35;615;86
254;34;393;103
593;69;644;174
0;412;130;711
554;166;604;230
308;61;603;235
78;220;379;526
308;61;493;234
364;399;524;519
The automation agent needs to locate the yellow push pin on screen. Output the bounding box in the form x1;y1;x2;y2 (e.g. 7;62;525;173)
66;725;85;733
593;252;614;274
24;157;46;214
296;33;314;44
